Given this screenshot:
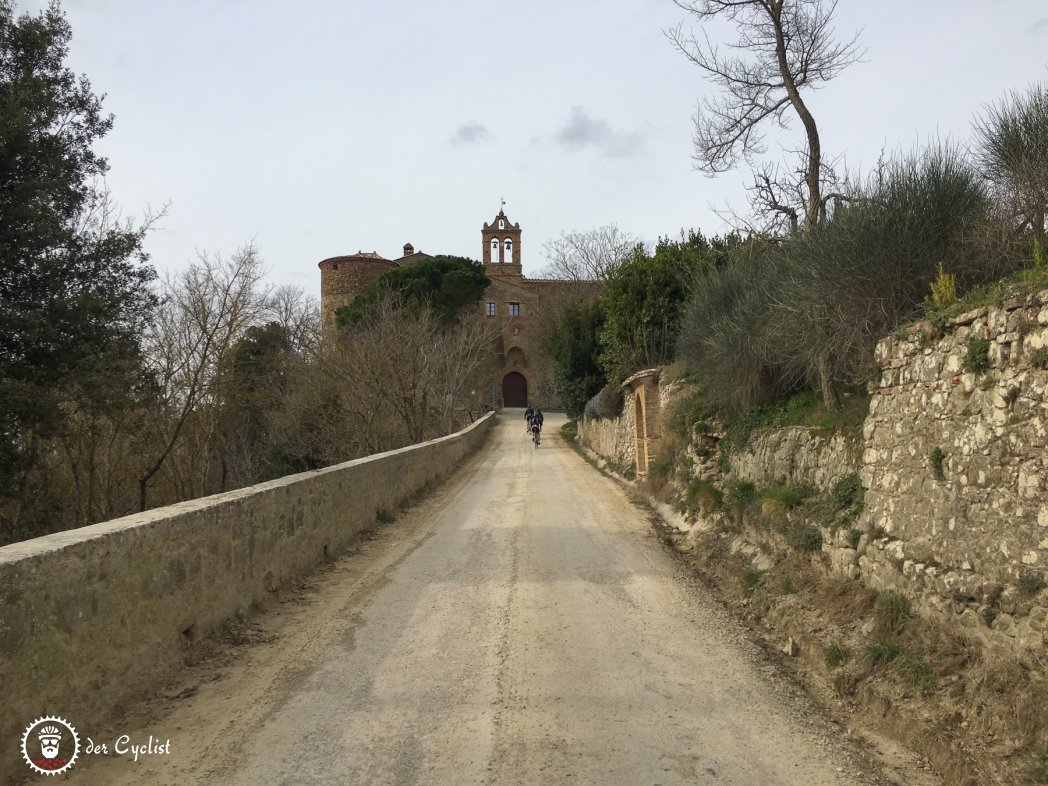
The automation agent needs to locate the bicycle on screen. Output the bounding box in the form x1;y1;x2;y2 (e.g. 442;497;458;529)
531;423;541;447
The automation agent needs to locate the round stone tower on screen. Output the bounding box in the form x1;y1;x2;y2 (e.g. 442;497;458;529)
318;251;397;330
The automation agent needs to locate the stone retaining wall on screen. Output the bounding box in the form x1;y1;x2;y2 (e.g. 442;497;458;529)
576;288;1048;653
853;289;1048;647
729;426;862;491
0;413;493;777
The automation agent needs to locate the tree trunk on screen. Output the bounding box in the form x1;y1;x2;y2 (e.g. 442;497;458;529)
770;1;822;231
818;353;839;413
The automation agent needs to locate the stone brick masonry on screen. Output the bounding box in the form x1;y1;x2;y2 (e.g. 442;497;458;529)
856;288;1048;647
578;287;1048;653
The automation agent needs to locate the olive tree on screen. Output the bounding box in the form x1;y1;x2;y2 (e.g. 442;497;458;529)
973;82;1048;246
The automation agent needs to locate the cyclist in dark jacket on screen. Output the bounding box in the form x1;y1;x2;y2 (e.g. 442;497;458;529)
524;404;535;432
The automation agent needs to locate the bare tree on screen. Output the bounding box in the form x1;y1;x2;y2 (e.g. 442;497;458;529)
267;284;321;352
667;0;863;232
539;225;639;281
430;318;500;433
318;296;498;452
137;245;269;510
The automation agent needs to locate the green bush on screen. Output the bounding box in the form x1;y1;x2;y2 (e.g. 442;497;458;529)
598;238;713;383
1031;348;1048;370
973;82;1048;259
761;482;813;515
678;144;1000;413
847;528;863;549
785;523;823;553
830;472;862;509
741;567;764;594
686;480;723;513
963;336;992;373
726;480;758;511
546;300;606;419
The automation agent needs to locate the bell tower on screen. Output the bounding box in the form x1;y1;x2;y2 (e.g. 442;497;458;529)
481;208;522;278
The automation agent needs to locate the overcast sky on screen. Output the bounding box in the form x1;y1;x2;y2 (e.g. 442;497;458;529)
17;0;1048;296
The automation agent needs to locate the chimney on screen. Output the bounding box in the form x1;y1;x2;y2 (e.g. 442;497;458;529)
403;243;414;257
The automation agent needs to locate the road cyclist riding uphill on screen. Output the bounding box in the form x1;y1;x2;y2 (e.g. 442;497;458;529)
529;408;544;447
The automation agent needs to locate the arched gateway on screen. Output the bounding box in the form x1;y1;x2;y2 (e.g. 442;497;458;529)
502;372;527;407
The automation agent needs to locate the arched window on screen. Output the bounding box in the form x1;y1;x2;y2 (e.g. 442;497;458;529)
504;238;513;264
490;237;499;262
499;218;505;229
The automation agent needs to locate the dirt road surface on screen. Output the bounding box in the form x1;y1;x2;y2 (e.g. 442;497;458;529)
62;413;891;785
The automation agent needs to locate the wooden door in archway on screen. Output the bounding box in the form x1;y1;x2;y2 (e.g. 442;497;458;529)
502;372;527;407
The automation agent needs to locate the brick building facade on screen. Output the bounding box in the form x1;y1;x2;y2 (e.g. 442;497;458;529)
319;209;599;409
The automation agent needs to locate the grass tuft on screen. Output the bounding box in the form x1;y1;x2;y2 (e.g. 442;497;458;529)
741;567;764;594
824;640;848;668
875;591;914;632
865;638;905;666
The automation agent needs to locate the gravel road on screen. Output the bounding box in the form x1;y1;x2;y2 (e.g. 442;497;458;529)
64;413;886;786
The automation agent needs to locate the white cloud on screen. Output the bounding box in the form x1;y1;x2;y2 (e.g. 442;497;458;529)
450;122;493;146
555;106;645;158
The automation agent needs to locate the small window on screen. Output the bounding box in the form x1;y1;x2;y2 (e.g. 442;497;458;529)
508;303;520;317
486;302;496;317
499;219;505;229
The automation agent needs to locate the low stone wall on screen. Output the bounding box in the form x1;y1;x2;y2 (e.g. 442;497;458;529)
0;413;493;775
577;399;637;472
